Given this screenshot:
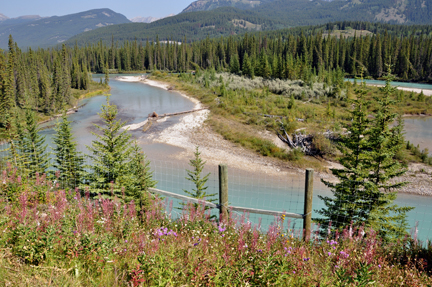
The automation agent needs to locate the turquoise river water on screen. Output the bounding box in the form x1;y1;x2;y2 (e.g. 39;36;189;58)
7;75;432;240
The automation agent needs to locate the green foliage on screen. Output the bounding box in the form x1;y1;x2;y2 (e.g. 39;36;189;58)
11;109;50;177
0;175;430;286
365;68;414;241
229;54;241;74
417;90;425;102
86;97;134;196
52;113;84;190
123;143;157;210
315;70;413;241
183;146;216;206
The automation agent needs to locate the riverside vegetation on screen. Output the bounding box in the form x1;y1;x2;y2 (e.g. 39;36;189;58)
149;68;432;168
3;22;432;138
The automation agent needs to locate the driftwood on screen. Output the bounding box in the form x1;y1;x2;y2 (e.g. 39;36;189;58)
277;122;341;155
277;120;315;155
277;130;314;155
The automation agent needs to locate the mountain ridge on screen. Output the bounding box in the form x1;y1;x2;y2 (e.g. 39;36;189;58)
130;14;175;23
0;8;130;49
182;0;432;25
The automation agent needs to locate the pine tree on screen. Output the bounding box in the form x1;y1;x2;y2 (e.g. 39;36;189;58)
417;90;425;102
104;61;110;85
365;67;413;241
242;52;254;78
315;79;374;234
86;97;134;196
124;143;157;209
229;54;240;74
22;109;49;176
52;113;84;190
1;36;16;126
315;69;413;241
183;146;217;209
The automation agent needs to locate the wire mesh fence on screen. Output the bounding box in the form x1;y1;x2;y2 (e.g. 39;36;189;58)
1;141;432;242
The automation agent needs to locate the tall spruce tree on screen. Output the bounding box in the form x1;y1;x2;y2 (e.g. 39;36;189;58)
22;109;49;176
123;143;157;209
315;79;374;234
1;36;16;126
229;54;240;74
315;69;413;241
365;67;413;241
52;113;84;190
242;52;254;78
86;97;134;196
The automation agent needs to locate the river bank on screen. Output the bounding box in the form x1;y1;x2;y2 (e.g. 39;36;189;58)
116;76;302;178
117;75;432;196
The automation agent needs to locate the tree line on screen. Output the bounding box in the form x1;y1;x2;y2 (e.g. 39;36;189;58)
2;23;432;128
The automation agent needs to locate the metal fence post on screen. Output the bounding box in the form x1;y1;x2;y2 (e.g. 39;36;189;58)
303;169;314;240
219;164;228;222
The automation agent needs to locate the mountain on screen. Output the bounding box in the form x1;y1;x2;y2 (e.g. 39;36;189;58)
0;14;9;21
0;15;45;27
65;7;283;46
182;0;272;13
251;0;432;26
182;0;432;25
130;16;160;23
130;14;175;23
0;8;130;49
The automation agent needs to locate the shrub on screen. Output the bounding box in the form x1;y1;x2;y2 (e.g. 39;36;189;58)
312;133;336;156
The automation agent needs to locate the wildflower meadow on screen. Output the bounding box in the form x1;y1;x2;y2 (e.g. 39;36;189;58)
0;166;431;286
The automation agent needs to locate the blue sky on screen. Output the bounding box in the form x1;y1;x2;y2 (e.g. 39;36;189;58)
1;0;194;19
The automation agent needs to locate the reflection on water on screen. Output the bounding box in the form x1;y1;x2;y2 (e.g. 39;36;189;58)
404;117;432;155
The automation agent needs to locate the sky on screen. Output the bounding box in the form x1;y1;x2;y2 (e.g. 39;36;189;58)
1;0;194;19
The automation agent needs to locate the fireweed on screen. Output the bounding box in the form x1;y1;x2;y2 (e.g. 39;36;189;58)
0;169;431;286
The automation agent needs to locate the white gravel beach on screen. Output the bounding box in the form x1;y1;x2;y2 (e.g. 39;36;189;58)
397;87;432;96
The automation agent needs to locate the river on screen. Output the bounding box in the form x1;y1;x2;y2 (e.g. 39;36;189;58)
4;74;432;241
345;78;432;91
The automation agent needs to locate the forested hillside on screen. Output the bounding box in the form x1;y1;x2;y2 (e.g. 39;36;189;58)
0;15;44;27
0;9;130;49
65;8;283;46
67;22;432;82
65;1;432;48
0;35;107;135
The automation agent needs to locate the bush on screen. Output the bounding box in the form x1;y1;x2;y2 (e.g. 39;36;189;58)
312;133;336;156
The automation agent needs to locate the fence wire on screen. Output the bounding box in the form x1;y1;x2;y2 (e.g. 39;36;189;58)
1;142;432;242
